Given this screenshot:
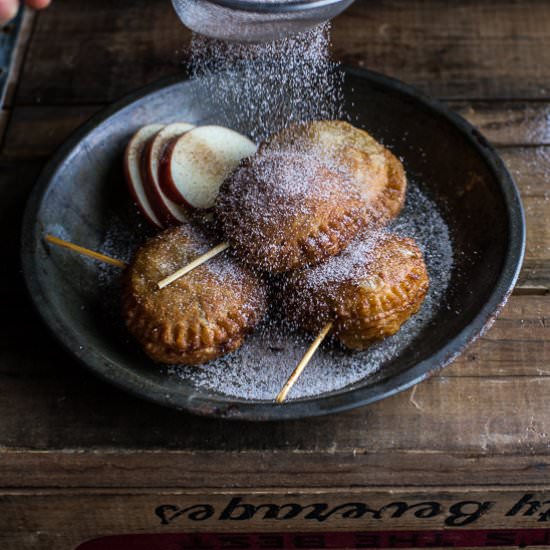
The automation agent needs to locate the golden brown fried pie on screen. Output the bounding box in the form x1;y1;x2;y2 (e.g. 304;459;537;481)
283;232;429;350
264;120;407;225
122;224;268;365
216;148;365;273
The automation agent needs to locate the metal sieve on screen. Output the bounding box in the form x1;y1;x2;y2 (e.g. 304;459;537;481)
171;0;355;42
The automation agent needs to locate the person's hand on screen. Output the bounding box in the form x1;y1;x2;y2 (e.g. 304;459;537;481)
0;0;50;24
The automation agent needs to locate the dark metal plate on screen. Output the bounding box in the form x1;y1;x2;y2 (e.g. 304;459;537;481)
21;68;525;420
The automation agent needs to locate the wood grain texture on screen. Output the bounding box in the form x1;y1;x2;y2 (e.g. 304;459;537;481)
0;298;547;459
4;102;550;160
15;0;550;105
3;487;550;550
16;0;190;106
2;450;550;489
449;102;550;147
332;0;550;100
0;0;549;511
0;106;99;159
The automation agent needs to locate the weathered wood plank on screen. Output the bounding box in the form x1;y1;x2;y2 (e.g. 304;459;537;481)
0;162;44;288
0;335;549;454
2;0;550;485
444;296;550;377
523;197;550;263
17;0;190;106
3;487;550;550
449;102;550;147
516;259;550;295
4;102;550;160
332;0;550;100
2;450;550;489
500;147;550;198
0;295;547;380
0;106;99;159
15;0;550;105
0;163;43;320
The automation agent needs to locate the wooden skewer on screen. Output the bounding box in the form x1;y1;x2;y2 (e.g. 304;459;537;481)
276;321;334;403
44;234;127;269
45;233;332;402
157;241;231;289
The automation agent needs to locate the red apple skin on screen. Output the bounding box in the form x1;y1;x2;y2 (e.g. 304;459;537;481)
158;137;194;208
145;123;194;206
124;151;162;228
123;132;163;229
140;136;188;227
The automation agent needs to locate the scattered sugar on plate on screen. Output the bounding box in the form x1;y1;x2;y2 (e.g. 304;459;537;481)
93;179;453;402
89;21;454;402
168;181;454;401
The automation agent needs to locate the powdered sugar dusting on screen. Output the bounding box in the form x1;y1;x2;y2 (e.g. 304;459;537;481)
91;182;452;400
294;229;388;291
211;122;372;272
83;17;453;401
216;147;360;267
170;182;454;400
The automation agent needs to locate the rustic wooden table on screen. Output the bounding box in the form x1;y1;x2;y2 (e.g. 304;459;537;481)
1;1;550;549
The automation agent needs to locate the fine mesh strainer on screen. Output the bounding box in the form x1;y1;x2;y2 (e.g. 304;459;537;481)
171;0;355;42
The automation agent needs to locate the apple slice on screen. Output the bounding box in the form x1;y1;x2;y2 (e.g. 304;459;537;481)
162;126;257;210
142;123;196;226
124;124;164;228
144;122;195;204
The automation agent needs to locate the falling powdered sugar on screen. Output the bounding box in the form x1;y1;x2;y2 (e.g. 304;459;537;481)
188;23;344;141
87;21;453;401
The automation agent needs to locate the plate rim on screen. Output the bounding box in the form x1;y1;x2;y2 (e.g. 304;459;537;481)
20;67;526;421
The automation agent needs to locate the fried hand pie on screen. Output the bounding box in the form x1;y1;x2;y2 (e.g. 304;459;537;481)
122;224;268;365
215;149;365;273
283;232;429;350
265;120;407;225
